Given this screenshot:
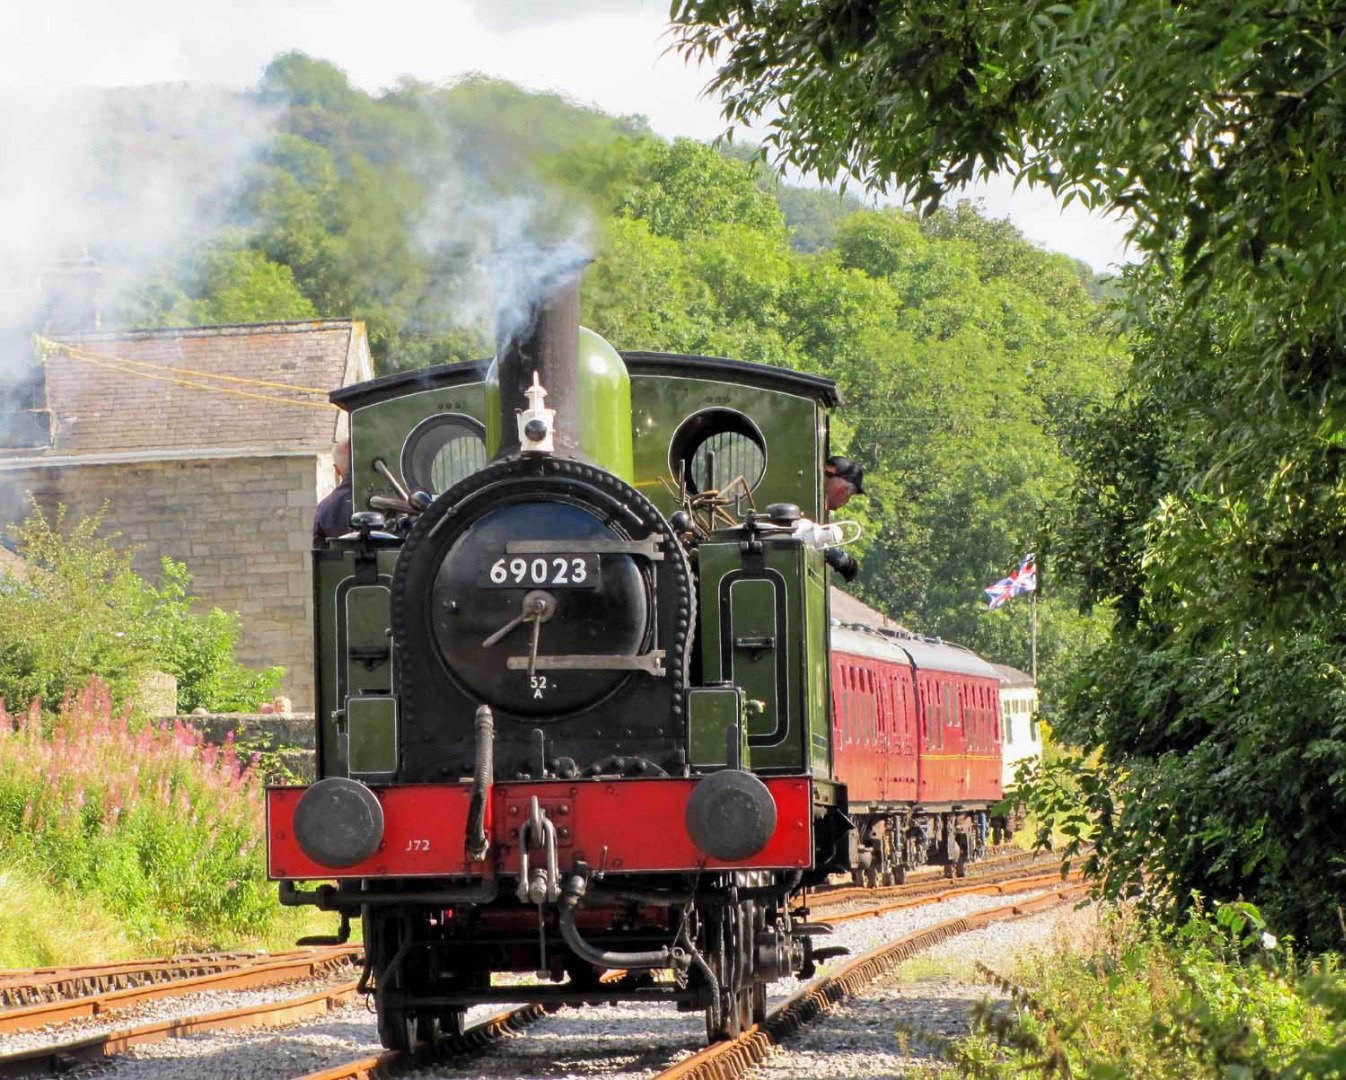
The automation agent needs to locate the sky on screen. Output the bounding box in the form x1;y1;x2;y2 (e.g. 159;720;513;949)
1;0;1132;271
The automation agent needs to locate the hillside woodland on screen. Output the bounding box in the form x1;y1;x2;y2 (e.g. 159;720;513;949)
77;53;1123;695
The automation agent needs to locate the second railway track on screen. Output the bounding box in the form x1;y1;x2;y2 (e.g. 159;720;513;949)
0;859;1081;1080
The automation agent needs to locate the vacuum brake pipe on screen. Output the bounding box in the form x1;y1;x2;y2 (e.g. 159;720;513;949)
558;875;684;971
466;705;494;862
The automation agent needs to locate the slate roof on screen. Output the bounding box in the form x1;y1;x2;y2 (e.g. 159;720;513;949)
990;662;1036;689
829;586;907;631
4;321;370;459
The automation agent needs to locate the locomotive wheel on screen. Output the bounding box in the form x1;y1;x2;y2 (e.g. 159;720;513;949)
366;911;415;1053
733;903;753;1034
702;908;725;1041
749;903;767;1026
703;906;745;1042
366;910;465;1054
377;1003;415;1054
751;980;767;1026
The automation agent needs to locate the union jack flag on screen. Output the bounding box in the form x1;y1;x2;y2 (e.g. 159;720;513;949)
984;553;1037;609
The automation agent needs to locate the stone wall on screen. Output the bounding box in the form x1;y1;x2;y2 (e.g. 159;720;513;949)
188;711;317;782
2;453;323;707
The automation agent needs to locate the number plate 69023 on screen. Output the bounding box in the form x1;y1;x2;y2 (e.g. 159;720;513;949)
486;555;601;588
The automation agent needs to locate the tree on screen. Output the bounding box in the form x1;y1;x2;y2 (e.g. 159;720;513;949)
668;0;1346;946
619;138;786;241
670;1;1346;367
0;507;281;713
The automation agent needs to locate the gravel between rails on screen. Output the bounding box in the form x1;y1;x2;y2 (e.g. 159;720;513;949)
742;898;1100;1080
60;889;1059;1080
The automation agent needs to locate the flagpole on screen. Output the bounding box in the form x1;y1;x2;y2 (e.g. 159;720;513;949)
1030;589;1038;685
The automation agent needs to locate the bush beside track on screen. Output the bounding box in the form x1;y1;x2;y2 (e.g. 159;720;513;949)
0;680;309;960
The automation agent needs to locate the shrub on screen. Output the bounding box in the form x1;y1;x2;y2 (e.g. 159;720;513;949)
0;505;281;713
0;680;274;945
930;903;1345;1079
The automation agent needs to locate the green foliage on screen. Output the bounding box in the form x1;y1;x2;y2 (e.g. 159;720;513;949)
670;1;1346;367
1010;259;1346;949
0;681;274;946
775;183;862;253
619;138;786;240
926;904;1344;1079
670;0;1346;951
128;240;318;327
0;860;135;967
0;506;281;713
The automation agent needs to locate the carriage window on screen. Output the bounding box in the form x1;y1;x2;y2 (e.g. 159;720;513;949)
401;413;488;495
839;665;850;743
668;408;767;505
867;670;877;743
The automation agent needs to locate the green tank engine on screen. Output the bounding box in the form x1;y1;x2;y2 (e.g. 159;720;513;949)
266;268;853;1049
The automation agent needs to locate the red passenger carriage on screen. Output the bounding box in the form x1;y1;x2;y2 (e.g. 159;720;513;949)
829;590;1003;884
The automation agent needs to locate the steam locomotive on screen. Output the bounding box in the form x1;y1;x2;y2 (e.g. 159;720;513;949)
265;269;1007;1049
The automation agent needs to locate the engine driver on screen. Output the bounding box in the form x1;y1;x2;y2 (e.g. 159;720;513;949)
823;455;864;582
313;438;353;547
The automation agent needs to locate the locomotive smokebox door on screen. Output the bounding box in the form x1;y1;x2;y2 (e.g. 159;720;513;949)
430;500;649;717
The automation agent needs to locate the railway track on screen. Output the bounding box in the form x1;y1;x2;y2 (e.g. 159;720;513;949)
0;979;362;1079
804;846;1054;912
291;1004;552;1080
0;947;361;1014
300;863;1081;1080
0;858;1079;1079
0;945;361;1035
657;881;1089;1080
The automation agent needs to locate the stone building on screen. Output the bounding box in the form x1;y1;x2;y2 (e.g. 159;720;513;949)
0;320;372;708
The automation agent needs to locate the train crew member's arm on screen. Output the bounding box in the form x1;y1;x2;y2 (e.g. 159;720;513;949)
313;439;354;547
823;456;864;581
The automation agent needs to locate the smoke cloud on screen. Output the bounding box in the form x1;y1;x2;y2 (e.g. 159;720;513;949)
0;83;278;469
404;98;598;356
0;85;277;381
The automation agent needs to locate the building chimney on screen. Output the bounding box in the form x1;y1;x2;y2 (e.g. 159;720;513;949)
38;253;101;334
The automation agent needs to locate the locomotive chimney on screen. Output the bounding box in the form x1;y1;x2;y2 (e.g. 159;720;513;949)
493;262;587;461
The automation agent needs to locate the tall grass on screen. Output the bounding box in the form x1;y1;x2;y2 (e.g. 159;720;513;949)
0;680;275;948
0;861;135;967
924;904;1345;1078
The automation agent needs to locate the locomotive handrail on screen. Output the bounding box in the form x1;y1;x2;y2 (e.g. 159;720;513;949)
506;651;667;676
505;537;666;560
